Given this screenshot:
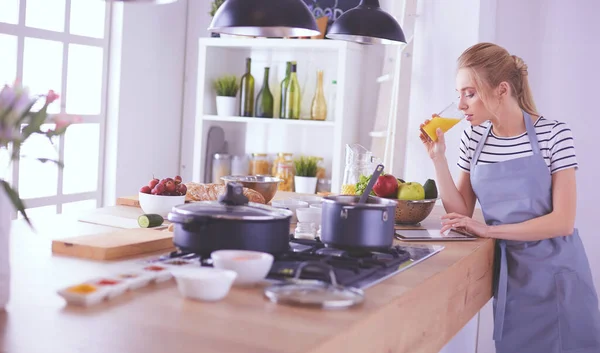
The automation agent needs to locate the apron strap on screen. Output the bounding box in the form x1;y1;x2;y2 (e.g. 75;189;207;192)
471;123;493;168
522;111;541;155
493;240;508;341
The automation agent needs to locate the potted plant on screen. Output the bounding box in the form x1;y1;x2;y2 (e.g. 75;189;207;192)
293;156;319;194
213;75;239;117
0;82;77;310
209;0;225;38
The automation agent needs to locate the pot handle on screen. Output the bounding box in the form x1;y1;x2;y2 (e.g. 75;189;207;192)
340;206;389;222
294;261;338;286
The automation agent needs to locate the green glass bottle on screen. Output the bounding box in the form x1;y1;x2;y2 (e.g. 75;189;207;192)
279;61;292;119
239;57;255;117
255;67;274;118
284;63;301;120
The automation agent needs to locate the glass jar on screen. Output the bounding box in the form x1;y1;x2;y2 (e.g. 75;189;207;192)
275;160;295;192
231;154;249;175
249;153;270;175
315;157;326;180
212;153;231;184
272;152;293;176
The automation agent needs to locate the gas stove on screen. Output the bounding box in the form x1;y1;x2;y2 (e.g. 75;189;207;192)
147;238;444;289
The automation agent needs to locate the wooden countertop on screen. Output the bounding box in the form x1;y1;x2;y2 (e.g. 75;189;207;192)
0;192;494;353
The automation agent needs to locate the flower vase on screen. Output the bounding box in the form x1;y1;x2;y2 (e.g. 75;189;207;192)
0;189;12;310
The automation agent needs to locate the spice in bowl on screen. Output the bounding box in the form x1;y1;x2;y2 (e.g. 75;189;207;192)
67;284;98;294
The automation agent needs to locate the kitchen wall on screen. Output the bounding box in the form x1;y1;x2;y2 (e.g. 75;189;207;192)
103;1;188;204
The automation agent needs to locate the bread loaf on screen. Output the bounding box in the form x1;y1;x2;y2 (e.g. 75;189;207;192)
184;182;266;204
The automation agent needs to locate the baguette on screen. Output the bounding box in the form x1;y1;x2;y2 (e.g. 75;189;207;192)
184;182;266;204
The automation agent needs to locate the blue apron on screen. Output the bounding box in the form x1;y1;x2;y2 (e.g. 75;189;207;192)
470;111;600;353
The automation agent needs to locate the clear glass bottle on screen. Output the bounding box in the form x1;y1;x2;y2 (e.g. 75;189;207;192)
239;57;255;117
212;153;231;184
279;61;292;119
255;67;274;118
328;79;337;121
310;70;327;121
284;63;301;120
231;154;249;175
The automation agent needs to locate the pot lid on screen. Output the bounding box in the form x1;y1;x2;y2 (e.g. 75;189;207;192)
263;262;364;309
171;201;291;221
169;183;292;222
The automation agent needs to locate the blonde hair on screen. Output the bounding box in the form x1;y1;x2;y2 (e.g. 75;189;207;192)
457;42;538;116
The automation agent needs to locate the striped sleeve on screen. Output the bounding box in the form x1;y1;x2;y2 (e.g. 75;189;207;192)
457;127;472;173
548;121;578;173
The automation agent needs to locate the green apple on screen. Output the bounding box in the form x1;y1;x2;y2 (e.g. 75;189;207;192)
397;182;425;200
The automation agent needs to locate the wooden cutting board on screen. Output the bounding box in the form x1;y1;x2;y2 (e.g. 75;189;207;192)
52;228;175;261
116;195;140;207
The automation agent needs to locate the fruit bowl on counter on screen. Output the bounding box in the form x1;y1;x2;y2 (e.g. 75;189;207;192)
139;175;188;217
394;198;438;225
355;172;439;226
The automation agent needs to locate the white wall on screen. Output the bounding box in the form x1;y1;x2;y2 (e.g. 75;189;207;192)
103;1;188;204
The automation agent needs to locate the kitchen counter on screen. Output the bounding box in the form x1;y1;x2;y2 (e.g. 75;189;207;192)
0;192;494;353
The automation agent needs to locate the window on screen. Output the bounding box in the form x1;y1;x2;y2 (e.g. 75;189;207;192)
0;0;111;217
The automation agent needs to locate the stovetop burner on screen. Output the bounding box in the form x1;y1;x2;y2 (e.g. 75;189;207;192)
147;237;444;289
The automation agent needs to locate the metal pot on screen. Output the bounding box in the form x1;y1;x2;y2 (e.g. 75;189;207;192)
167;183;293;255
321;195;398;251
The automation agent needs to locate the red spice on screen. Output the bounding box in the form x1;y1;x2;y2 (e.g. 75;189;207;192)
144;265;166;272
97;279;120;286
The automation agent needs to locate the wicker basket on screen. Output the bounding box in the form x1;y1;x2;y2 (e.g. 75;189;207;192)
394;198;437;225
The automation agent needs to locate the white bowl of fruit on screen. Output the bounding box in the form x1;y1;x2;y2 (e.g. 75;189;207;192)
139;175;187;217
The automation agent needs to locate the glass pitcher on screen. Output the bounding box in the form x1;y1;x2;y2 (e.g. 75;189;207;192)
341;144;374;195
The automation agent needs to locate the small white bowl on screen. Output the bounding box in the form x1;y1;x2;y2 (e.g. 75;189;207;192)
211;250;274;286
85;277;129;299
271;199;308;223
171;267;237;302
292;195;323;205
296;207;322;226
138;192;186;217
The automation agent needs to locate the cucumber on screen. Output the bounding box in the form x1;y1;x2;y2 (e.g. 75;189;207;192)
138;214;164;228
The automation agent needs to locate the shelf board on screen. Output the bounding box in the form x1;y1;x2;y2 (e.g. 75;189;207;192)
199;37;365;51
203;115;335;127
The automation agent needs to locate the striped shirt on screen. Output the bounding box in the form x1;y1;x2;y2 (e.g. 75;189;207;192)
457;116;578;174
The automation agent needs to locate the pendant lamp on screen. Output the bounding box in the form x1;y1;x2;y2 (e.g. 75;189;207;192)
326;0;406;44
208;0;320;38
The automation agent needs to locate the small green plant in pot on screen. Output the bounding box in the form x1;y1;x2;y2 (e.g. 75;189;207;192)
293;156;319;194
213;75;239;117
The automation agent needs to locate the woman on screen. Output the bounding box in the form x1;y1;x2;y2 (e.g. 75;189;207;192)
420;42;600;353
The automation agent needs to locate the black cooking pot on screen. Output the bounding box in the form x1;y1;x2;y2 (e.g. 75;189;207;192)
167;183;293;255
321;195;398;251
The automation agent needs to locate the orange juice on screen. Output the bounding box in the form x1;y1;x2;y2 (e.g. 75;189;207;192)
421;116;462;142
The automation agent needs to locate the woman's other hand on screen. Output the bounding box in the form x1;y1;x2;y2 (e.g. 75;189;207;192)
419;114;447;162
441;213;490;238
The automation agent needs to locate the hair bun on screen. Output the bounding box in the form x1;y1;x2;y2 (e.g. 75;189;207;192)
512;55;528;76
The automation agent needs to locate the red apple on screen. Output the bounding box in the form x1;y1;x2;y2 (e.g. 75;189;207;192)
140;185;152;194
179;184;187;195
373;174;399;198
174;175;182;184
154;183;165;195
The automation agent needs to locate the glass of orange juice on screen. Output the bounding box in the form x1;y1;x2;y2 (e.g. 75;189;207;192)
421;102;464;142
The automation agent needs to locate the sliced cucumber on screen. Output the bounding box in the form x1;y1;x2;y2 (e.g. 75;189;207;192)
138;214;164;228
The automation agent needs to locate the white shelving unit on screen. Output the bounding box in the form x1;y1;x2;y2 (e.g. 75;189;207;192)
187;37;370;193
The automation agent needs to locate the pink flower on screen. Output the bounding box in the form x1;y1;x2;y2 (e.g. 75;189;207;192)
45;90;59;105
51;114;81;130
